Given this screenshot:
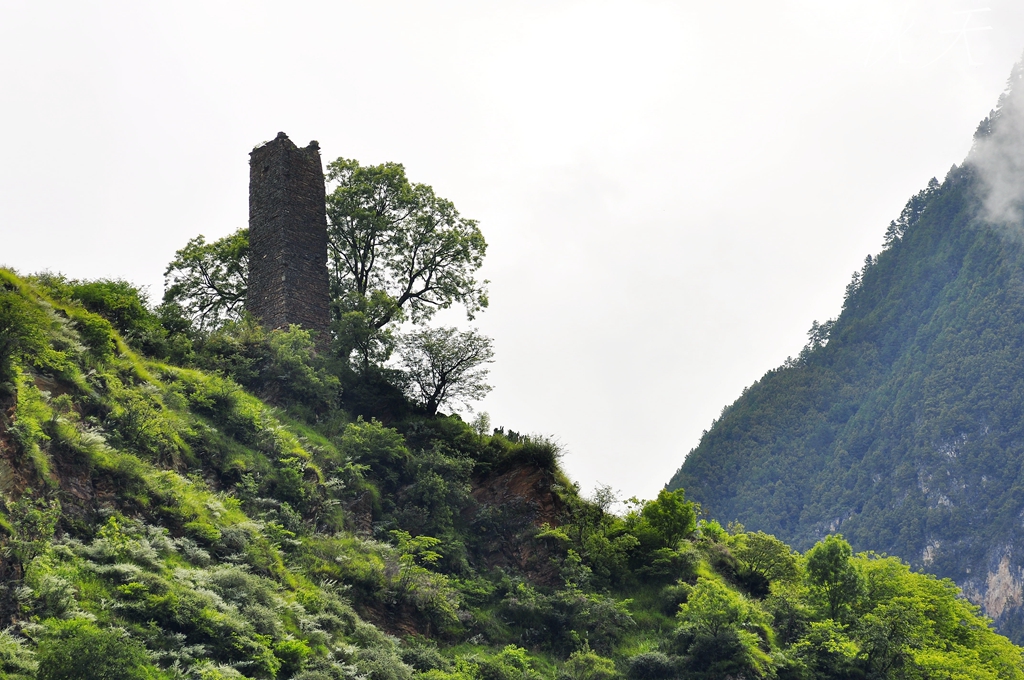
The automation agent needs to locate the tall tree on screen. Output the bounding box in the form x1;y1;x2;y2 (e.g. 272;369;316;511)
325;158;488;330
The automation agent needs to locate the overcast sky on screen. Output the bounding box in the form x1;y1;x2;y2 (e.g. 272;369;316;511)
3;1;1024;502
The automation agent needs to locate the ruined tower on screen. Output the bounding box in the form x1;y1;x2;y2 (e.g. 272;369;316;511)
247;132;331;339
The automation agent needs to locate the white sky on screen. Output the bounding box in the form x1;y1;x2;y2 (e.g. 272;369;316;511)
3;1;1023;501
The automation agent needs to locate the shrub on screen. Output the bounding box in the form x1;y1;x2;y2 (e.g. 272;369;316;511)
0;283;50;385
65;279;168;356
356;645;414;680
0;627;36;678
274;637;312;677
35;619;157;680
400;640;453;672
559;649;617;680
476;645;540;680
625;652;675;680
196;319;339;416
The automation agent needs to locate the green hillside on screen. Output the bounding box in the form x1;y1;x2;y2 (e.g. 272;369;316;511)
670;61;1024;639
1;266;1021;678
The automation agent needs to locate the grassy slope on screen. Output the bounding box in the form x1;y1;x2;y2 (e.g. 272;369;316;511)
0;270;1022;679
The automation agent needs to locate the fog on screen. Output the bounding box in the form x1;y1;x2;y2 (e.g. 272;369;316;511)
3;1;1024;500
971;59;1024;226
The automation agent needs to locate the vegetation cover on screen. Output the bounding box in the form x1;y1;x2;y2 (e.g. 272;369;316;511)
1;137;1022;678
670;59;1024;639
0;267;1021;677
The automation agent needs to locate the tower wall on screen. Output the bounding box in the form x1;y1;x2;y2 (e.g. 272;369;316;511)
247;132;330;340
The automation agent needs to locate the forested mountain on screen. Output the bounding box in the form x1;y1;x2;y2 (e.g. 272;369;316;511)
670;59;1024;640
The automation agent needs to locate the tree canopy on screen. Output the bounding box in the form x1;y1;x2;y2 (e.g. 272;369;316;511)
162;229;249;331
325;158;488;329
399;326;494;416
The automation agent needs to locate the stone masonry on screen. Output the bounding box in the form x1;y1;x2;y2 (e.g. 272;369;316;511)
247;132;331;340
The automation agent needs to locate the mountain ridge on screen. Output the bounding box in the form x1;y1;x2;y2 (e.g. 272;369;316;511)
670;57;1024;640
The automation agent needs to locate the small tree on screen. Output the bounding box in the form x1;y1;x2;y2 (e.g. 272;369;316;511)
734;531;799;584
163;229;249;331
638;488;697;548
399;327;494;415
805;534;865;620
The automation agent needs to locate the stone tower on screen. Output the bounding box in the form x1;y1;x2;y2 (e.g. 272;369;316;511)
247;132;331;339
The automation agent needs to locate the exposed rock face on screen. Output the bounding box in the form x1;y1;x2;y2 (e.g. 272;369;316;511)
959;549;1024;624
247;132;331;339
468;464;564;586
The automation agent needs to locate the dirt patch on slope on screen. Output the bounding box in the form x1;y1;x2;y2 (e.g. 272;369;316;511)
467;464;565;586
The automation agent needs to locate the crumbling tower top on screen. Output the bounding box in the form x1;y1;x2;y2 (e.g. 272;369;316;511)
247;132;330;339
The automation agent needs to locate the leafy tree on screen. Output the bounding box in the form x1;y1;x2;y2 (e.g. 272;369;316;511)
163;229;249;331
678;576;756;639
675;577;772;677
805;534;864;620
860;596;924;678
325;158;488;330
791;619;860;678
399;326;494;415
733;531;799;584
638;488;697;548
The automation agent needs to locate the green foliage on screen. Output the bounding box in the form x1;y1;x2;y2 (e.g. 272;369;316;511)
668;108;1024;643
35;618;157;680
7;491;60;563
558;648;617;680
805;535;864;620
0;627;37;678
324;157;488;330
194;318;340;416
399;327;494;416
0;267;1022;680
338;417;407;491
624;652;674;680
732;531;799;586
163;229;249;331
637;489;696;549
32;273;188;361
0;277;49;386
476;645;542;680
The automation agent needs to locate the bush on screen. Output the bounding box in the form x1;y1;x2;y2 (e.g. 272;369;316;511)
356;645;414;680
35;619;157;680
196;319;339;417
559;649;617;680
476;645;540;680
0;627;36;678
401;641;453;672
65;279;167;355
625;652;675;680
